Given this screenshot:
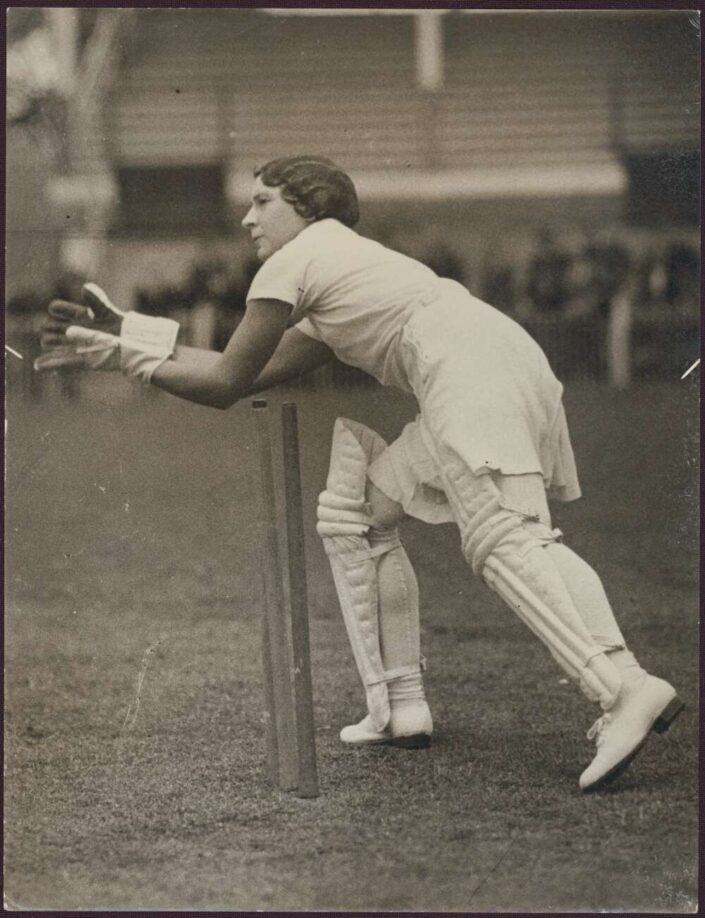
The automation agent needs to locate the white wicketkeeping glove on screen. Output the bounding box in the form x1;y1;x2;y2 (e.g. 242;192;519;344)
35;283;180;384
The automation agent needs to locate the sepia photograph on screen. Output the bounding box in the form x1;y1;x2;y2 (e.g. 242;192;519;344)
4;4;700;912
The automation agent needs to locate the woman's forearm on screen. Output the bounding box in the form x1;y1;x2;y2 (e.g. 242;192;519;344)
148;300;294;409
250;330;334;393
150;346;250;409
150;322;334;408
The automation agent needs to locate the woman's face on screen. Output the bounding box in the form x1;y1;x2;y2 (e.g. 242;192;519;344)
242;177;311;261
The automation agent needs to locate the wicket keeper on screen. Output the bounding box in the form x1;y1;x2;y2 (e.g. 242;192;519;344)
36;155;684;792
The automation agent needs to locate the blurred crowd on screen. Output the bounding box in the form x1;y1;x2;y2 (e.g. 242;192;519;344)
480;229;699;322
130;254;261;351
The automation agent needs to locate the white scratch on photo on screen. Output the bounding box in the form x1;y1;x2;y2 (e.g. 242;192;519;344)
680;358;700;380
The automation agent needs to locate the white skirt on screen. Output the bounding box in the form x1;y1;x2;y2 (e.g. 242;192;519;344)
368;281;581;524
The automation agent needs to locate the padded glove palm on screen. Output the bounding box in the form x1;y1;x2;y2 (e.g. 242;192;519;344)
35;283;179;383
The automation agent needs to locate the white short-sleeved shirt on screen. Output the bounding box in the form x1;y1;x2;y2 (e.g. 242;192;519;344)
246;218;581;504
246;218;440;389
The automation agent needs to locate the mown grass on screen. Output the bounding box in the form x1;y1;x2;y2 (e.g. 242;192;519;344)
4;376;698;911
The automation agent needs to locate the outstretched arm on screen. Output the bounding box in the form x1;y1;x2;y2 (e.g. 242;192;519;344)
251;325;334;393
167;323;333;392
36;285;334;410
151;313;333;407
149;298;287;408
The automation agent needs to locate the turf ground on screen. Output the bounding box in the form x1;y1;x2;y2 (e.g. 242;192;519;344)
4;375;699;911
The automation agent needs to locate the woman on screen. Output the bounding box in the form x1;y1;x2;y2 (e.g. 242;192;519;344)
36;155;683;792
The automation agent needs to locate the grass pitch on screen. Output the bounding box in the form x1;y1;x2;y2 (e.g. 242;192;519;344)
4;376;699;911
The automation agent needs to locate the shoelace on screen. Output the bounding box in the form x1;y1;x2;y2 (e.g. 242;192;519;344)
586;713;612;745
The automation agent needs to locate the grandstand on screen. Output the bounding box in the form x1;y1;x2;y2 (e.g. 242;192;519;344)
6;8;700;388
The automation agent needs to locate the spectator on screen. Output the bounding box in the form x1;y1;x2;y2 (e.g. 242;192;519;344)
525;229;572;315
185;259;230;349
564;232;632;321
481;257;516;313
583;234;632;318
664;242;699;311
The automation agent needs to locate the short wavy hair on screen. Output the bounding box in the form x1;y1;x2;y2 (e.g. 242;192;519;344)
254;155;360;228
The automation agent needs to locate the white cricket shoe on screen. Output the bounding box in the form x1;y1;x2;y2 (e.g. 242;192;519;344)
579;674;684;792
340;700;433;749
340;714;391;746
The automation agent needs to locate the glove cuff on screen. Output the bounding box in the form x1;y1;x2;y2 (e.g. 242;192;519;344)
120;312;180;383
121;311;180;355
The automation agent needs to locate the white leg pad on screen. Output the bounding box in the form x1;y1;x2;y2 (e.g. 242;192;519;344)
423;442;622;709
483;554;622;708
318;418;423;732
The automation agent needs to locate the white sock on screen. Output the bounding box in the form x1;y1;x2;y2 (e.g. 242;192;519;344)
388;673;426;705
606;648;647;687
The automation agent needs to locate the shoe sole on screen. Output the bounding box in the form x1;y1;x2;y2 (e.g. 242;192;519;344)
341;736;390;746
582;695;685;793
342;733;432;749
391;733;432;749
652;695;685;733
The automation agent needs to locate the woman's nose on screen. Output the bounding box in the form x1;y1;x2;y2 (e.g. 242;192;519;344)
242;207;255;228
